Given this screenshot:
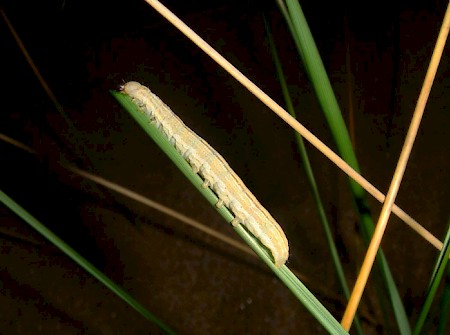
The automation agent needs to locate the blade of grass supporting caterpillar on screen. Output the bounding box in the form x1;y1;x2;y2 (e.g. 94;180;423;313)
113;90;349;335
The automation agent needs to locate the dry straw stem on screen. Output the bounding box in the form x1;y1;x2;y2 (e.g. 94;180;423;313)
341;2;450;330
143;0;442;251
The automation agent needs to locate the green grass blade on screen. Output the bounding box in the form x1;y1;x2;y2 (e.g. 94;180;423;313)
264;12;349;298
0;189;176;335
280;1;410;333
429;220;450;287
263;15;364;335
437;265;450;335
113;90;349;335
412;217;450;334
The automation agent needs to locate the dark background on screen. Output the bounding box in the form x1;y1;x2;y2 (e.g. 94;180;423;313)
1;0;449;333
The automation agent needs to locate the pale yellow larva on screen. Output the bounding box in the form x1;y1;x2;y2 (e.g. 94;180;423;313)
121;81;289;267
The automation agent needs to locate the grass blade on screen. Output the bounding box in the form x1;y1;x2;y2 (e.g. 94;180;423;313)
280;0;410;333
436;265;450;335
413;217;450;334
0;189;176;335
263;15;364;335
113;89;349;335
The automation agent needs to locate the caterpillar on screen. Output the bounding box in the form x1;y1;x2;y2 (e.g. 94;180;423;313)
121;81;289;267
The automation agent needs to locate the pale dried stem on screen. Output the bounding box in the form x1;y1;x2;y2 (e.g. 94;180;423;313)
143;0;443;252
341;2;450;330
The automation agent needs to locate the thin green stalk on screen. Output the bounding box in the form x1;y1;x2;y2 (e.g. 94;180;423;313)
278;1;410;333
113;90;349;335
437;264;450;335
263;15;364;335
0;189;175;335
413;217;450;334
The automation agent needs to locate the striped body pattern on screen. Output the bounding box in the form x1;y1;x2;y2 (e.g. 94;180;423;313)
121;81;289;267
